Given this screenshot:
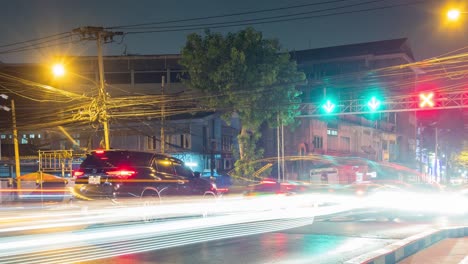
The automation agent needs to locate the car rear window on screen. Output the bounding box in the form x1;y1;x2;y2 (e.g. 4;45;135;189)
81;151;153;168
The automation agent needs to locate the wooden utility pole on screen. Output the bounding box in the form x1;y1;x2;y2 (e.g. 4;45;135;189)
72;26;123;150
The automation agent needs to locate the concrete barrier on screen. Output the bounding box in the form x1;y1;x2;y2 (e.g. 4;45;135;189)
345;226;468;264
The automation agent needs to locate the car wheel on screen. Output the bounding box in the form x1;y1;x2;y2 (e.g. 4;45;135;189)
202;191;218;217
140;187;161;222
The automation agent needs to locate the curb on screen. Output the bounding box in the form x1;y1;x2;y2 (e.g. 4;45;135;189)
345;226;468;264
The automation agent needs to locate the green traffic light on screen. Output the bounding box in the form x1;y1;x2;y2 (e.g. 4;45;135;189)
322;100;335;113
367;97;381;111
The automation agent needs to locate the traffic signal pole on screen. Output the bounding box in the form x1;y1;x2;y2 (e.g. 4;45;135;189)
299;90;468;117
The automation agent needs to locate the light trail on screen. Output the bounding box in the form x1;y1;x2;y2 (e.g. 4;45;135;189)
1;189;463;263
0;194;364;263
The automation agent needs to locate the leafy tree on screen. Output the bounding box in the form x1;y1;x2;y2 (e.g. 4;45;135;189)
455;151;468;168
180;27;305;178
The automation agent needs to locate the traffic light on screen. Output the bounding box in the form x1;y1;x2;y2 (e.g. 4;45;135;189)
367;96;381;111
419;92;434;108
322;99;335;113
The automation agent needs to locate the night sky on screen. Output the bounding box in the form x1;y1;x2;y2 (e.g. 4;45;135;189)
0;0;467;63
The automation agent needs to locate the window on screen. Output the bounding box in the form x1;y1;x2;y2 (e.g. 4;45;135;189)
203;126;208;149
134;71;165;84
327;129;338;136
223;159;232;170
155;159;175;174
313;136;323;149
104;72;131;84
222;135;232;151
168;134;191;149
0;135;5;139
180;134;191;149
29;134;35;139
173;162;193;178
147;136;156;150
382;140;388;150
341;137;351;152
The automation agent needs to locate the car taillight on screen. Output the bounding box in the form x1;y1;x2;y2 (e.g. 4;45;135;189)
73;170;84;178
210;182;217;190
106;170;136;178
261;180;277;184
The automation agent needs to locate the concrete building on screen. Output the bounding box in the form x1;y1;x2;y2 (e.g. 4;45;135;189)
262;38;420;181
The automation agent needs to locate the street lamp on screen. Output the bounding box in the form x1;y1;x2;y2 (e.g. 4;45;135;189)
52;63;65;77
50;60;111;150
447;9;461;21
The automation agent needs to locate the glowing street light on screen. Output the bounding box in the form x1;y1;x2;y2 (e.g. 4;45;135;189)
52;63;65;77
447;9;461;21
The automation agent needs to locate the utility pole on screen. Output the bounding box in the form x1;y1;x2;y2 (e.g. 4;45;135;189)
72;26;123;150
160;76;165;154
12;100;20;189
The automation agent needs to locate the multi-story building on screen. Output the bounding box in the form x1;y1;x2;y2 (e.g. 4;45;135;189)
262;38;420;181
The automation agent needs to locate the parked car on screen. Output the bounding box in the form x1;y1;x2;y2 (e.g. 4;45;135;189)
72;150;217;201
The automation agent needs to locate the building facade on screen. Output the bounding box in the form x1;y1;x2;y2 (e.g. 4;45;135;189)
262;38;420;181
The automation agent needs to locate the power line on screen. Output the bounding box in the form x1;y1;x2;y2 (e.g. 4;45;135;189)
0;32;71;49
0;37;74;55
125;0;432;35
122;0;388;31
107;0;352;29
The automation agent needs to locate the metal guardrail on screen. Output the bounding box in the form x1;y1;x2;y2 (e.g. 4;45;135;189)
38;150;76;178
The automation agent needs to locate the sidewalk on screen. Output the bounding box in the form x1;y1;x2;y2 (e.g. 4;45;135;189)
398;237;468;264
345;226;468;264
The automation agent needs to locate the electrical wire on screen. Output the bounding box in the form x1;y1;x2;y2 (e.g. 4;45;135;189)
118;0;388;31
124;0;433;35
0;32;71;49
107;0;352;29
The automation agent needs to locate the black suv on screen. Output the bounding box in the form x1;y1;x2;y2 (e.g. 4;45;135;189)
72;150;217;201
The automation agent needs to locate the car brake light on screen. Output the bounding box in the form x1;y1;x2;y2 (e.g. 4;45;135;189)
95;150;105;154
261;180;277;184
73;170;84;177
106;170;136;178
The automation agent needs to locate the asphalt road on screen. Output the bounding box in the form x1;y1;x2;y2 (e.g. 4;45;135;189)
73;209;465;264
0;191;466;264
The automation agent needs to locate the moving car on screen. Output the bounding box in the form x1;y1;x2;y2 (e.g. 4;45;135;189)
200;169;232;193
72;149;217;201
244;177;309;196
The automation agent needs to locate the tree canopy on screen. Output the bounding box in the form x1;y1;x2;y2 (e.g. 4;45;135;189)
180;27;305;178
